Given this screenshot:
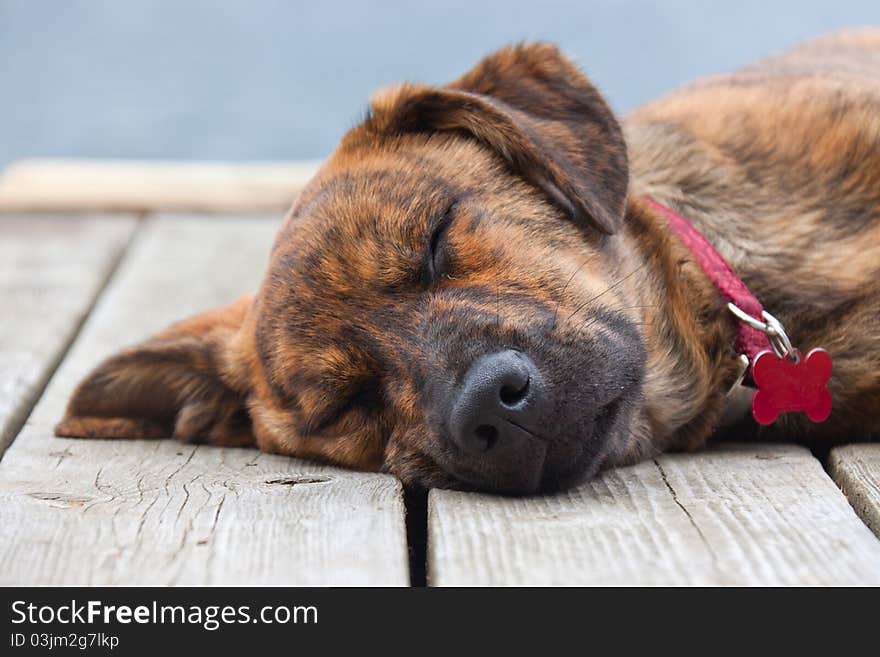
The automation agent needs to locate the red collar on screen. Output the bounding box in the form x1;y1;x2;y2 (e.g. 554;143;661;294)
643;198;772;366
643;197;833;426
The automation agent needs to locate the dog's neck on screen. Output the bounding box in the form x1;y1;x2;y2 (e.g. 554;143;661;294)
616;193;744;459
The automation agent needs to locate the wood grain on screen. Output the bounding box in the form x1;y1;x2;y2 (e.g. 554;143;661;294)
0;215;135;457
0;159;320;213
428;444;880;585
829;444;880;539
0;215;409;585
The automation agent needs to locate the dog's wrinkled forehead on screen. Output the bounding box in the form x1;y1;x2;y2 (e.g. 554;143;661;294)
268;144;473;299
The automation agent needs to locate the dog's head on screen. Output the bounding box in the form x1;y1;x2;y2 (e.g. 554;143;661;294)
58;44;648;493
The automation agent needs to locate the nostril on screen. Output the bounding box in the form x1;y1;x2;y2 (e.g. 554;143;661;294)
499;376;530;407
473;424;499;451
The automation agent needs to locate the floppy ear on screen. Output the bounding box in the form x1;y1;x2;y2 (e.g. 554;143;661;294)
55;295;256;446
367;43;628;234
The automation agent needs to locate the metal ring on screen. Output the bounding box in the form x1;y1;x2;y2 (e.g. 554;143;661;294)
727;302;767;331
727;303;799;362
762;311;797;361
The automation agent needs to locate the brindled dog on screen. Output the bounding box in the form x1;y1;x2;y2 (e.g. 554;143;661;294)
56;29;880;493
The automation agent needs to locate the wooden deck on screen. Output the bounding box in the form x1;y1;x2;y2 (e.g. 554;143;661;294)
1;160;879;586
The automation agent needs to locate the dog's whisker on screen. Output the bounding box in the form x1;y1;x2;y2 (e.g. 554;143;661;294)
553;255;596;329
575;314;604;333
572;302;657;334
564;263;647;324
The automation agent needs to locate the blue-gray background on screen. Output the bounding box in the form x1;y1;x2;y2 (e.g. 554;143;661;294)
2;1;879;168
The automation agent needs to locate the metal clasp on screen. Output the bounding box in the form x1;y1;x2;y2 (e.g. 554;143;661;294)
727;302;799;362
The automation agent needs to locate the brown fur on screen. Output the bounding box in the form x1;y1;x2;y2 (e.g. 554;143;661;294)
56;30;880;492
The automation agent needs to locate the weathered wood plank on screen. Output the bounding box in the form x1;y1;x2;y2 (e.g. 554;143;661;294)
0;160;320;213
0;215;409;585
428;444;880;585
0;216;136;457
829;444;880;539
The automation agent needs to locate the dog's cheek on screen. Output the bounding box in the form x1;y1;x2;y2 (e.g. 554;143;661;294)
248;399;298;455
383;428;456;489
599;401;656;468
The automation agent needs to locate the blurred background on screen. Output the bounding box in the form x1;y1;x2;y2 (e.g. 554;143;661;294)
2;0;879;168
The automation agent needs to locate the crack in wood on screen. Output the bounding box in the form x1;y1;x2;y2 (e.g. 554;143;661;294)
653;458;720;569
264;475;332;486
27;492;92;505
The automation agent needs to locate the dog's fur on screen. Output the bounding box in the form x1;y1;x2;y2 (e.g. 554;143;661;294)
56;29;880;493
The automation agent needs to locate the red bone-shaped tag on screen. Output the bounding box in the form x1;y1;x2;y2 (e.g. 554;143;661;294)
751;348;832;425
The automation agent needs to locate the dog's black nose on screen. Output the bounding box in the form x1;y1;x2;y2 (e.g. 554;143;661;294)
447;350;547;491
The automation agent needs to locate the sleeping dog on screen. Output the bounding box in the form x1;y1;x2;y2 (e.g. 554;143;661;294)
57;29;880;493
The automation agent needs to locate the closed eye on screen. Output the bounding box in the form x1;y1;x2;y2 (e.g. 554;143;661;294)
424;201;457;285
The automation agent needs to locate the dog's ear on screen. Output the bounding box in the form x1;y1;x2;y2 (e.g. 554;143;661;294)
368;43;628;234
55;295;257;446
